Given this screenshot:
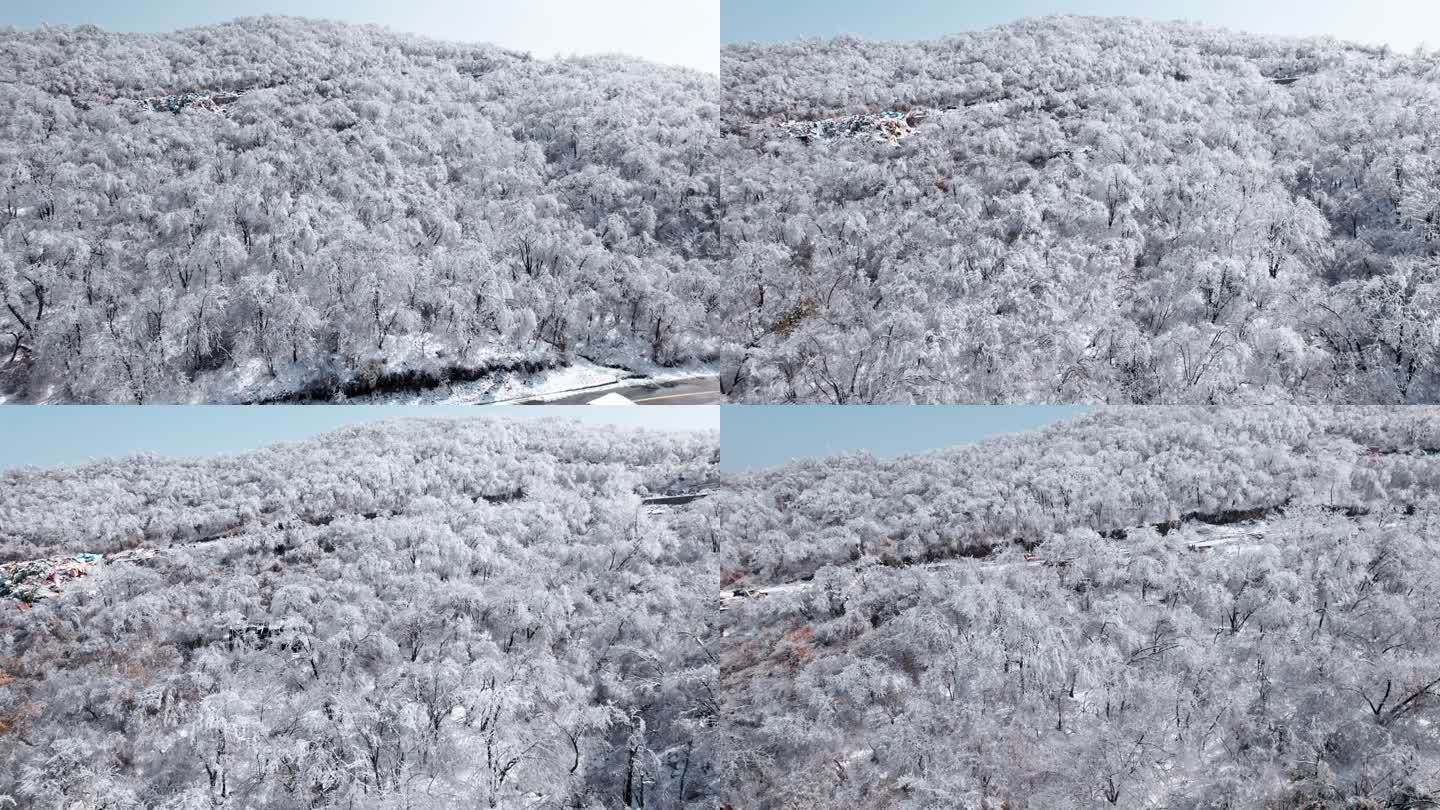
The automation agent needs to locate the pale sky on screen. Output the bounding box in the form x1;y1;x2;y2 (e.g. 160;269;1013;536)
723;0;1440;53
0;406;717;472
721;405;1091;472
1;0;720;73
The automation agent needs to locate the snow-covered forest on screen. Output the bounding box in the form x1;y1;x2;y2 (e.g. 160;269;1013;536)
720;407;1440;807
0;417;719;808
720;17;1440;404
0;17;720;402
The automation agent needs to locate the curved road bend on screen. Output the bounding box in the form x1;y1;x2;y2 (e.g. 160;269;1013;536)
523;376;722;405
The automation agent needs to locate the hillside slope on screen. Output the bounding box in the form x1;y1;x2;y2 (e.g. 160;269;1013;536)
720;407;1440;585
0;17;720;402
0;418;719;808
720;407;1440;807
720;16;1440;404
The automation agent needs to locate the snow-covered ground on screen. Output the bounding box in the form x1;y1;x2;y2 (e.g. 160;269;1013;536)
190;341;718;405
375;360;630;405
586;392;638;406
479;363;717;406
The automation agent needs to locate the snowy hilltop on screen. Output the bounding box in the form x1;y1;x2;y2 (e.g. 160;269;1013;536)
0;417;719;808
719;16;1440;404
718;407;1440;807
0;17;720;402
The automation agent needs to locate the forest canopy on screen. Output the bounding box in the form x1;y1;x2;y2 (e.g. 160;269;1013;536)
719;407;1440;807
0;417;720;808
720;16;1440;404
0;17;720;402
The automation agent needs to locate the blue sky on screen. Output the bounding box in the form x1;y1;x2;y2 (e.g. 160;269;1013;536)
0;406;717;472
721;0;1440;51
0;0;719;73
721;405;1091;472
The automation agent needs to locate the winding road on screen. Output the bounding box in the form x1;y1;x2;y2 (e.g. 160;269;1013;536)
521;376;722;405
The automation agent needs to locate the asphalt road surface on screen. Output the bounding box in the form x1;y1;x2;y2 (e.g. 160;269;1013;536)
522;376;722;405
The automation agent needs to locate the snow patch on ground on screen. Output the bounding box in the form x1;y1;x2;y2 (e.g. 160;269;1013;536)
362;359;716;405
481;361;718;405
184;334;467;403
199;356;345;404
587;392;639;406
180;334;719;404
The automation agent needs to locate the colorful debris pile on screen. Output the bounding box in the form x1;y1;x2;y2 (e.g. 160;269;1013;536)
1;549;156;606
779;109;931;145
1;553;101;605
